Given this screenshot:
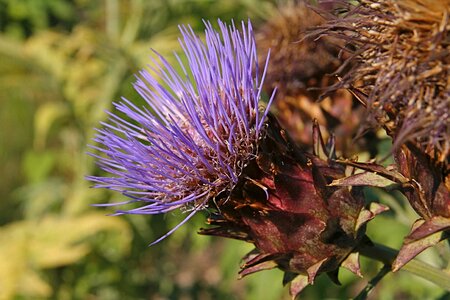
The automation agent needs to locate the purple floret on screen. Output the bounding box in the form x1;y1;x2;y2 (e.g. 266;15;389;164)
87;19;274;243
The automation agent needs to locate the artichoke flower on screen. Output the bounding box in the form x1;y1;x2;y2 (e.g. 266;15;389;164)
88;20;275;243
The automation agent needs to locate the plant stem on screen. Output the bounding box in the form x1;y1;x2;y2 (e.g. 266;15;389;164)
354;264;391;300
359;243;450;291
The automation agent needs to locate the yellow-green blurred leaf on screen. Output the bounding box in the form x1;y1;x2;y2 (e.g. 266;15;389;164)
34;102;69;149
23;151;55;183
0;213;131;299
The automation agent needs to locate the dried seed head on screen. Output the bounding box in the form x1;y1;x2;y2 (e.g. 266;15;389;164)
320;0;450;162
256;1;366;154
256;1;343;96
316;0;450;270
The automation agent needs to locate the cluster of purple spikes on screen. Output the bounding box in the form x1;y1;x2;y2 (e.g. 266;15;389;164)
88;20;274;242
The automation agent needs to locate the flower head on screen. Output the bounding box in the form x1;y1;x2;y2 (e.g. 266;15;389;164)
316;0;450;269
320;0;450;162
256;1;343;97
88;20;274;243
255;2;366;155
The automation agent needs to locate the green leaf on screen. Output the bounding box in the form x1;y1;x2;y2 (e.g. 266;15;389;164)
0;213;131;298
23;150;55;183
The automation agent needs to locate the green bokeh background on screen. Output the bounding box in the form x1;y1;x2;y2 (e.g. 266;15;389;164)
0;1;447;299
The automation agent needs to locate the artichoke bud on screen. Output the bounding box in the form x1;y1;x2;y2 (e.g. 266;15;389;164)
200;115;387;298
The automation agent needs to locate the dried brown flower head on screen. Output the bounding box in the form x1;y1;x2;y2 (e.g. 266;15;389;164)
256;1;343;96
317;0;450;268
320;0;450;162
256;1;366;153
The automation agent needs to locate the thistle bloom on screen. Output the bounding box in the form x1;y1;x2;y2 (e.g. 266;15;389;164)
88;20;274;243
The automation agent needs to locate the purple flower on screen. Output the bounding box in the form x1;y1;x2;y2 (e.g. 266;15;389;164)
88;20;274;243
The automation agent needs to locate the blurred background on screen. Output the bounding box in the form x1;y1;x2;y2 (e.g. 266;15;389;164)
0;0;448;299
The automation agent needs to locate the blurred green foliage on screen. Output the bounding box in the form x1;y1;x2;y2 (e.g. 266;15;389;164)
0;0;447;299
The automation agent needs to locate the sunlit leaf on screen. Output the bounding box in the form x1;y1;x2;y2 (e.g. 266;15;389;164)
0;213;131;298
